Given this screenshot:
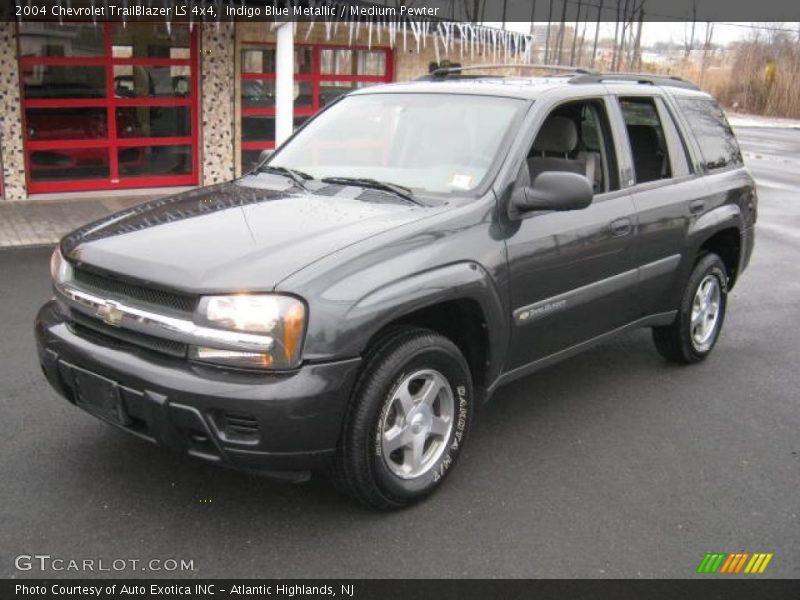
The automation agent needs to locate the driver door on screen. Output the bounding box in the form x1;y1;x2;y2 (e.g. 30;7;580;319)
504;96;640;371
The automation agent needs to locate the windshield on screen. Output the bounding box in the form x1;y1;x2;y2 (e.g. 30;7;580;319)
268;93;525;195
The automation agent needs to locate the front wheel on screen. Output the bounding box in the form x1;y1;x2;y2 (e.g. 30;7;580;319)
652;252;728;364
333;328;473;510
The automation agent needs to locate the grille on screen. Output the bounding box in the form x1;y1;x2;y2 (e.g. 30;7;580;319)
70;311;188;358
72;268;197;314
215;411;260;442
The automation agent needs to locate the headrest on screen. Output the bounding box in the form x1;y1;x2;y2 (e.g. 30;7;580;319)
626;124;660;153
532;116;578;154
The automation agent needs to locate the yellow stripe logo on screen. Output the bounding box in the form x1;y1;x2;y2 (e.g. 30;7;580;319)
698;552;773;574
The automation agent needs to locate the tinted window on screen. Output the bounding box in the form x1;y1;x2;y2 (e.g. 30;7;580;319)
619;97;671;183
676;97;742;171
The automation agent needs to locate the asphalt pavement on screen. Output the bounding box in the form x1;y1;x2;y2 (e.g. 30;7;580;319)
1;127;798;579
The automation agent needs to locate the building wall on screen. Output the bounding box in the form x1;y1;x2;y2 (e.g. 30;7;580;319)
201;23;236;186
0;21;516;198
0;23;26;200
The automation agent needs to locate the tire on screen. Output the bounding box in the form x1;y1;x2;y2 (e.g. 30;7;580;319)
652;252;728;364
332;327;473;510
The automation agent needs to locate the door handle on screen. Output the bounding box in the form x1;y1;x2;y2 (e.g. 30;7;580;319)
610;217;633;237
689;200;706;215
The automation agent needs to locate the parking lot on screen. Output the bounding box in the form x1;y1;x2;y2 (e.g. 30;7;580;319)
1;127;798;579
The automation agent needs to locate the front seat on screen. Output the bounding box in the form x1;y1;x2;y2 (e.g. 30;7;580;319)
528;116;596;187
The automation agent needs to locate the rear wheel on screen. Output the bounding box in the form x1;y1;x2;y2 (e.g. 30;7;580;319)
333;328;473;510
652;253;728;364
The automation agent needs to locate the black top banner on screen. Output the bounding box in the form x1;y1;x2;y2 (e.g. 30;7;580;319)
2;0;799;23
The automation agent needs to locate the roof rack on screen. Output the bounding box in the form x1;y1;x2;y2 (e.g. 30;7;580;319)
420;63;600;80
569;72;700;90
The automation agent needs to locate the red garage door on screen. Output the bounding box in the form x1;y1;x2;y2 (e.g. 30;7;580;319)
18;22;199;193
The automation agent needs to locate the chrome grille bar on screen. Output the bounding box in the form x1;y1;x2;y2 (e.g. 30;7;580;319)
56;284;275;354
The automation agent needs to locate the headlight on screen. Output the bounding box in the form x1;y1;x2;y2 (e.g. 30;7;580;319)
50;247;72;286
191;294;306;370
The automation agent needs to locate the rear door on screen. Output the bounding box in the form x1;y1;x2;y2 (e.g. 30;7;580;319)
609;91;708;317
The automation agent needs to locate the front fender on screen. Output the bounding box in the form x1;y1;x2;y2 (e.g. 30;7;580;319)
305;262;509;383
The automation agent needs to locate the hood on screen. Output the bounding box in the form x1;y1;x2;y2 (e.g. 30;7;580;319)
62;175;439;293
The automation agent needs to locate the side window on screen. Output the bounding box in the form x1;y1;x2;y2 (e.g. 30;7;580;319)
619;97;672;184
675;97;743;171
526;99;619;194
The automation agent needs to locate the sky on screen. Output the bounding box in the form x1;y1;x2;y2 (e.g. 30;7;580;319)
494;22;799;47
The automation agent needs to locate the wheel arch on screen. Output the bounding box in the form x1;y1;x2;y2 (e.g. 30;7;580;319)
346;262;508;397
688;203;744;289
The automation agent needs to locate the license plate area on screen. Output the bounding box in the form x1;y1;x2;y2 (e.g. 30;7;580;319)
72;367;131;426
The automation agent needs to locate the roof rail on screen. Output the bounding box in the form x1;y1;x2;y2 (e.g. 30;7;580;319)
420;63;599;80
569;72;700;90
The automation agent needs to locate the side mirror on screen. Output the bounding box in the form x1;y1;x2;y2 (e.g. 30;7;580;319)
258;149;274;164
513;171;593;213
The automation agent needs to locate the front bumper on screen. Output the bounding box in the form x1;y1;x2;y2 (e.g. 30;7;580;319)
35;300;360;479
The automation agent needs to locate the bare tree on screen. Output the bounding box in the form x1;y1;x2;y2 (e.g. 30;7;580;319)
683;0;698;58
556;0;568;64
544;0;554;63
569;0;583;66
611;0;622;70
700;21;715;84
591;0;604;68
631;4;644;71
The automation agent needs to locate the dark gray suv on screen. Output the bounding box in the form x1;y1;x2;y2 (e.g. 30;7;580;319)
36;67;756;509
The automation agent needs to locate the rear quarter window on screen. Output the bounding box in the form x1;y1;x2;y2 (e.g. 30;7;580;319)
675;97;743;171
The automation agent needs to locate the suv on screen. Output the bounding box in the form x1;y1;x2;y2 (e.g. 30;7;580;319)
35;67;756;509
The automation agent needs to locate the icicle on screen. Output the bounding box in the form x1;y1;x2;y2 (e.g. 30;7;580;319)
348;20;354;46
90;0;97;27
355;17;360;41
376;17;382;45
403;20;407;53
448;23;454;53
438;23;446;60
163;0;171;35
368;19;373;50
305;21;314;42
324;21;332;42
410;21;420;54
468;25;473;59
434;31;440;65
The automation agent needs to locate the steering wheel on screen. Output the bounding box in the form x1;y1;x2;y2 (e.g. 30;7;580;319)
454;151;493;168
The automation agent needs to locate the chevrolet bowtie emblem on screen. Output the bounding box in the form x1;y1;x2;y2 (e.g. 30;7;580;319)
96;300;124;327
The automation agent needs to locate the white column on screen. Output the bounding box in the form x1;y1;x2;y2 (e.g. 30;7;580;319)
275;22;295;147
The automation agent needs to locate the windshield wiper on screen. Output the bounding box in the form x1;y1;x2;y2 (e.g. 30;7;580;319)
321;177;422;205
255;165;313;190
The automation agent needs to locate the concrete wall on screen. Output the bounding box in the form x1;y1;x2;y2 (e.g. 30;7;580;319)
0;23;26;200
